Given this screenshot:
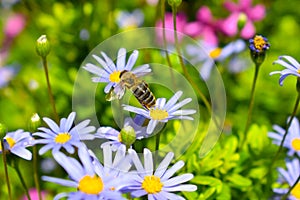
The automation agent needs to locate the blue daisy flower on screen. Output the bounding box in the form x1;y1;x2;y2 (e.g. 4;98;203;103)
186;39;246;80
83;48;151;93
273;158;300;199
268;117;300;157
42;146;129;200
33;112;96;155
95;117;147;151
123;91;196;134
270;55;300;86
126;148;197;199
0;129;34;160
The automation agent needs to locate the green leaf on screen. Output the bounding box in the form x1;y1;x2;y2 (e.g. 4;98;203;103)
191;176;223;193
227;174;252;189
216;183;231;200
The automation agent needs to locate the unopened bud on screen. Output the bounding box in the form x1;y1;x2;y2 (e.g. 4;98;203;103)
249;35;270;66
28;113;41;132
168;0;182;7
120;126;136;148
237;13;247;31
36;35;50;58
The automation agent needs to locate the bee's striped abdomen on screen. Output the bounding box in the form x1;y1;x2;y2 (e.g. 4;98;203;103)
132;81;156;109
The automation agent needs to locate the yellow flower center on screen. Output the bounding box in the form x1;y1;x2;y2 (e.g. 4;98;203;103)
298;69;300;74
253;35;267;52
291;138;300;151
54;132;71;144
149;109;169;120
209;48;222;59
291;183;300;199
142;175;163;194
78;175;104;195
118;133;122;142
6;137;16;148
109;71;121;83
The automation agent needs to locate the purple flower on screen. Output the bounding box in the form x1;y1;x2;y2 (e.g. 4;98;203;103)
270;55;300;86
274;159;300;199
221;0;265;39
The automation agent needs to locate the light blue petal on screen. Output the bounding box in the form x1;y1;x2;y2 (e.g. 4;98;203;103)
147;120;159;134
280;55;300;68
101;51;117;72
93;54;113;73
117;48;126;70
39;143;55;155
42;176;77;187
64;112;76;132
164;91;182;110
168;98;192;113
11;147;32;160
83;63;107;77
33;131;56;139
132;64;151;77
131;189;147;198
104;82;115;93
159;191;185;200
78;147;94;175
274;59;298;71
43;117;60;133
125;50;138;71
163;184;197;192
144;148;153;175
128;149;145;173
155;152;174;178
161;160;184;181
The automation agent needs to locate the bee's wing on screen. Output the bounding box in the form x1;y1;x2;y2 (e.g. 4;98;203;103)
105;83;125;101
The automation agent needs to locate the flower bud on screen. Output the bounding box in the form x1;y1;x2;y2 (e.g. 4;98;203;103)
120;126;136;148
36;35;50;58
168;0;182;7
237;13;247;31
28;113;41;132
249;35;270;66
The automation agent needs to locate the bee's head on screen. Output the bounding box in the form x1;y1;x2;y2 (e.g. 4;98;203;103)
119;70;128;78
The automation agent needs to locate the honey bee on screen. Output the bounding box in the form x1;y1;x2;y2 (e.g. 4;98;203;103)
106;70;156;109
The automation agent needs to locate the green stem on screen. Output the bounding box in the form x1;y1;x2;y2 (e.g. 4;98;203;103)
154;130;162;168
14;160;31;200
241;63;260;148
282;174;300;200
160;0;177;88
171;5;211;114
33;146;42;200
42;57;59;123
1;140;12;200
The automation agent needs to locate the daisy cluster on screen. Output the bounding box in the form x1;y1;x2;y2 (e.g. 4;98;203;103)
0;47;197;199
268;55;300;199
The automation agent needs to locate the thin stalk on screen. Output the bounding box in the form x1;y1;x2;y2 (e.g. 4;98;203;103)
1;140;12;200
33;146;42;200
42;57;59;123
282;174;300;200
14;161;31;200
160;0;176;88
270;94;300;169
154;130;162;168
171;5;211;114
241;63;260;148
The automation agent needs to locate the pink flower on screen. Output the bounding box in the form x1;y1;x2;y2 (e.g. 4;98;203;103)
4;14;26;39
185;6;220;45
20;188;48;200
155;12;188;44
221;0;265;39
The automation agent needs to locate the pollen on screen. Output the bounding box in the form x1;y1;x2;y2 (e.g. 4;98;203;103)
149;109;169;120
291;183;300;199
118;133;122;142
6;137;16;148
291;138;300;151
109;71;121;83
78;175;104;195
142;175;163;194
54;132;71;144
253;35;267;52
209;48;222;59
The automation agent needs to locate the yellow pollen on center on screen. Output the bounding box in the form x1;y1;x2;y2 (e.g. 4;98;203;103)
291;138;300;151
109;71;121;83
54;132;71;144
118;133;122;142
253;35;266;52
78;175;104;195
142;175;163;194
209;48;222;59
149;109;169;120
6;137;16;148
291;183;300;199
